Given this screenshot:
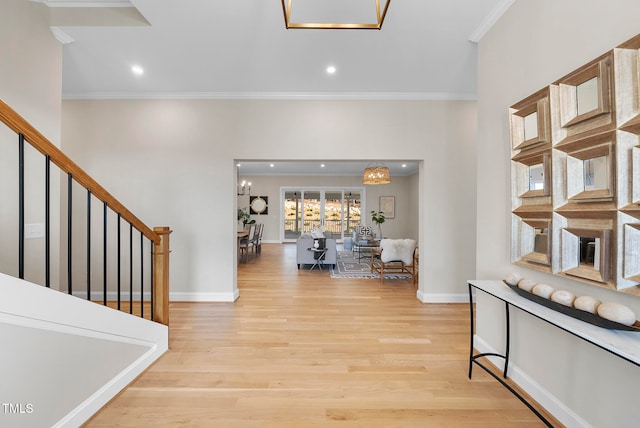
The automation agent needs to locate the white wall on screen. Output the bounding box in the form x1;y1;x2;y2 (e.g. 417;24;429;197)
239;173;418;242
61;99;477;303
0;0;62;289
0;5;167;428
477;1;640;426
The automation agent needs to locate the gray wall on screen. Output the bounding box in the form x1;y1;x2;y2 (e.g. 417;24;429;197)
62;99;477;303
477;1;640;426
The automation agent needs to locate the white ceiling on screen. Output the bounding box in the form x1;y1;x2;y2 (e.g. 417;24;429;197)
38;0;512;175
237;160;419;177
40;0;514;99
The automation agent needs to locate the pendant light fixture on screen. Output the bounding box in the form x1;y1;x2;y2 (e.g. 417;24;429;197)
362;163;391;185
281;0;391;30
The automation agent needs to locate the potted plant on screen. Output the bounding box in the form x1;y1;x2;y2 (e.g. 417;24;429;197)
237;207;254;230
370;210;385;239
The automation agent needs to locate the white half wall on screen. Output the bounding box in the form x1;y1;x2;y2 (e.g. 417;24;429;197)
476;1;640;426
0;272;168;427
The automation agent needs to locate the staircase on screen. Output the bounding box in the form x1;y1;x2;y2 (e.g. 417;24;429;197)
0;99;171;427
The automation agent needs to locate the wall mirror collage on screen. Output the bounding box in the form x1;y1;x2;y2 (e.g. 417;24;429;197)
510;34;640;295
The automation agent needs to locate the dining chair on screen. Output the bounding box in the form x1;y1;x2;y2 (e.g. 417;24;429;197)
239;224;256;262
255;223;264;255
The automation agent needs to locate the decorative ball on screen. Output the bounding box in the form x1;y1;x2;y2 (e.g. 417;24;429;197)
597;302;637;326
573;296;602;314
504;272;523;286
517;279;537;293
532;283;555;299
550;290;576;307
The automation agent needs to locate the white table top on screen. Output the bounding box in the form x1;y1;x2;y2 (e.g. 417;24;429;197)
468;280;640;367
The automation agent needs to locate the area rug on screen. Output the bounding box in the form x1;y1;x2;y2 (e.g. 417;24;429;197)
330;251;412;280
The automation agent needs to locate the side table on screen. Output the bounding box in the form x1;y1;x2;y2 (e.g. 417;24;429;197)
307;247;327;271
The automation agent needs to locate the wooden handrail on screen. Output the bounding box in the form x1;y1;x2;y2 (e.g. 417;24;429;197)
0;98;160;244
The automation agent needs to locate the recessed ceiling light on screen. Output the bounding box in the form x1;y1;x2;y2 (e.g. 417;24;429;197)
131;65;144;76
236;163;241;167
320;164;325;168
270;163;275;167
402;164;407;168
326;66;336;75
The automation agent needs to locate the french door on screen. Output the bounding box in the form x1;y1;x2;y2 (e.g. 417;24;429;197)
282;188;364;242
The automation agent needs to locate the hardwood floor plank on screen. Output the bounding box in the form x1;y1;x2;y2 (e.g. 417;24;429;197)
83;243;561;427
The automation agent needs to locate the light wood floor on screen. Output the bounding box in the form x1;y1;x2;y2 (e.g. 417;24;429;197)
85;243;560;427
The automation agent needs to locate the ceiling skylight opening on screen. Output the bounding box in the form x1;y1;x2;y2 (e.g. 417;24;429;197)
326;65;336;75
131;65;144;76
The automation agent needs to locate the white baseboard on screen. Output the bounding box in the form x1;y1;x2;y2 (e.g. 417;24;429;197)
417;290;469;303
55;344;165;428
473;335;591;428
169;291;239;302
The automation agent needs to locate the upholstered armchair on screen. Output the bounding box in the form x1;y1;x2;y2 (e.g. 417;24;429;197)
371;238;417;284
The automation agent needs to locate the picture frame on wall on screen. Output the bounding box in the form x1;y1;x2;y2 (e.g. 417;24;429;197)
380;196;395;219
250;196;268;215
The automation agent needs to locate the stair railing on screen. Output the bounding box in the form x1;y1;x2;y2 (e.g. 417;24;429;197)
0;98;170;325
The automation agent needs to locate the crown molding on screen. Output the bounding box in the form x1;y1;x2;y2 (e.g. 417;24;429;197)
50;26;75;44
62;91;477;101
468;0;515;43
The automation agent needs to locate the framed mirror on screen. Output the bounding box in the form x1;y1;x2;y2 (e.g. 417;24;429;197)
512;149;551;198
510;88;551;151
561;228;611;283
558;57;611;129
565;141;614;201
519;220;551;266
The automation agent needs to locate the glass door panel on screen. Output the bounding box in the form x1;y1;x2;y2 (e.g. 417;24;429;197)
303;191;321;233
324;191;343;239
343;191;361;238
284;190;302;240
282;188;365;242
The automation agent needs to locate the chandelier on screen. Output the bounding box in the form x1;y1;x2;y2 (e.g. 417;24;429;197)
362;164;391;185
281;0;391;30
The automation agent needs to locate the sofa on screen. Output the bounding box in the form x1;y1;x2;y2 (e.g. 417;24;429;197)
296;231;337;269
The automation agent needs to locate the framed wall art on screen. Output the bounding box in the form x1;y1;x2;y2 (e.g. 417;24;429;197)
380;196;395;219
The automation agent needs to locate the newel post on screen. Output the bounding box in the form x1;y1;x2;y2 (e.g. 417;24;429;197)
153;226;172;325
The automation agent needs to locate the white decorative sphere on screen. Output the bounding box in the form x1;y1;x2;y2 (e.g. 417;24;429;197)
550;290;576;307
517;279;537;293
532;283;555;299
573;296;602;314
597;302;637;326
504;272;523;286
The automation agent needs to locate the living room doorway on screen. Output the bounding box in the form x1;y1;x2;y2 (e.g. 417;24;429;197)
282;187;365;243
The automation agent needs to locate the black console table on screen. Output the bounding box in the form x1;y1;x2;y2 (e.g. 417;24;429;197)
467;280;640;427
